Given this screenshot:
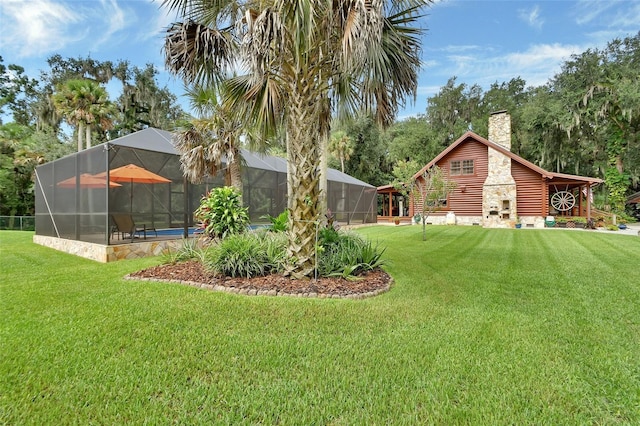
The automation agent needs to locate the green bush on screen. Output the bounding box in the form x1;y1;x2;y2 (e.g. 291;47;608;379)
318;226;341;246
194;187;249;240
260;210;289;232
205;232;286;278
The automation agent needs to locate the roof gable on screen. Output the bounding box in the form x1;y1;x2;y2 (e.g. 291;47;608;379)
412;131;602;185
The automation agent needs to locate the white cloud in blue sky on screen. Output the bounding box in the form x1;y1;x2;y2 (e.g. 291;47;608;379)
1;0;84;56
1;0;639;119
518;5;544;30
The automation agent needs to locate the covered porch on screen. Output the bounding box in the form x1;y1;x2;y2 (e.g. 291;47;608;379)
544;174;602;221
376;184;413;223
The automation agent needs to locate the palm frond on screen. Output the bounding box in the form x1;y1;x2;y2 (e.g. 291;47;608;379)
223;74;285;139
164;20;235;85
184;83;219;117
359;3;426;126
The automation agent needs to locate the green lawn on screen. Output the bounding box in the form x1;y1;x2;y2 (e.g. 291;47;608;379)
1;227;639;424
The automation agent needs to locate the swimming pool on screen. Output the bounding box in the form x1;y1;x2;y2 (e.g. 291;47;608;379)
155;224;270;236
155;227;200;236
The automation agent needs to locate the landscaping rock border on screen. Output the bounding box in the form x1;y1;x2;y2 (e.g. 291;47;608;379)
125;261;392;299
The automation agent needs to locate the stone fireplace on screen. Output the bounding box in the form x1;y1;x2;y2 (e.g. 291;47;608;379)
483;110;517;228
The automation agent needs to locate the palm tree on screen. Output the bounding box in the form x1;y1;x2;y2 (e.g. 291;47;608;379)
329;130;354;173
173;84;245;193
52;79;114;151
163;0;430;278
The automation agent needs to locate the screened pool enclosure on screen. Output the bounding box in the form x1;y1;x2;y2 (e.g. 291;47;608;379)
35;128;376;245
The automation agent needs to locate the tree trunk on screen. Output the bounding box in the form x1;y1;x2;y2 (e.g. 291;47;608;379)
285;78;322;279
615;155;624;174
318;133;328;219
86;123;92;149
228;148;243;197
77;122;84;152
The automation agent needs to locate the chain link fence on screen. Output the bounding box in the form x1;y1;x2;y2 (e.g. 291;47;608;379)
0;216;36;231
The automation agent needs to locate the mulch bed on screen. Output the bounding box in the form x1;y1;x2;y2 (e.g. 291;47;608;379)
126;261;393;299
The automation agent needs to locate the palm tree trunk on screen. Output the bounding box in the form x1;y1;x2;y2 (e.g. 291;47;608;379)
85;123;92;149
77;122;84;152
318;133;328;218
285;79;322;279
228;149;243;196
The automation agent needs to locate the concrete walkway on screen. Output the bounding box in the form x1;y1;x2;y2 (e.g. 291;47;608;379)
593;222;640;237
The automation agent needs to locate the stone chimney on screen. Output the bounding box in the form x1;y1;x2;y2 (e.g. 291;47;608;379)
483;110;517;228
488;110;511;150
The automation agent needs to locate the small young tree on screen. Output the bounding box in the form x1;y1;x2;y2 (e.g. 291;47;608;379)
392;159;421;220
413;166;456;241
394;162;456;241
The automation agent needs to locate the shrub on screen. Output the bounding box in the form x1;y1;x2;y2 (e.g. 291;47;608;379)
194;187;249;240
318;226;341;246
260;210;289;232
205;232;286;278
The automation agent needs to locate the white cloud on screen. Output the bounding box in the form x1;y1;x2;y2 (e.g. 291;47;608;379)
423;42;586;91
416;84;442;97
421;59;439;68
573;0;640;30
505;43;580;70
0;0;84;57
136;2;180;43
502;43;583;86
91;0;129;49
518;5;544;30
439;45;483;53
573;0;616;25
605;2;640;29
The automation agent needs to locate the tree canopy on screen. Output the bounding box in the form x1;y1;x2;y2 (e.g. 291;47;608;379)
2;30;640;221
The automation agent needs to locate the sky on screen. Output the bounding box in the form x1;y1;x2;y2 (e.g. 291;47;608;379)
1;0;639;120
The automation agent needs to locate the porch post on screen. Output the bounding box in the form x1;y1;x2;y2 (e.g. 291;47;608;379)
586;184;592;221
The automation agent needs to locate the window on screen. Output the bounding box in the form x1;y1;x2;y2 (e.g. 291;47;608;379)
450;160;461;175
462;159;474;175
426;197;448;208
451;159;474;175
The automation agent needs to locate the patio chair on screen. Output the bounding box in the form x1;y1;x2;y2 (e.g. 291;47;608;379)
110;214;156;242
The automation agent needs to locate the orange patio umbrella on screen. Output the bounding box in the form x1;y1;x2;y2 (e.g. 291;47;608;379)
96;164;172;213
100;164;172;185
57;173;122;189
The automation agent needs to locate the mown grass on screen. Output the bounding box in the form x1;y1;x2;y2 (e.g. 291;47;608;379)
1;227;639;424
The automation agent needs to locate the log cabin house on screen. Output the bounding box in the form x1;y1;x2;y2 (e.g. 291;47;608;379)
378;111;603;228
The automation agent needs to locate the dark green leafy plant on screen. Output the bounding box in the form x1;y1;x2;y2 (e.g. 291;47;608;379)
194;186;249;240
260;210;289;232
318;226;341;246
